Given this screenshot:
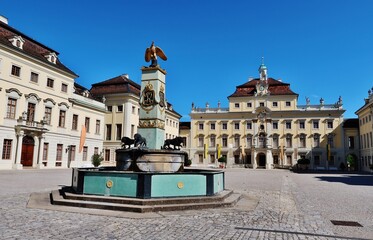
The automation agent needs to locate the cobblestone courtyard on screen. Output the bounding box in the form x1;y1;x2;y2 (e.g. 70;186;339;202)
0;169;372;239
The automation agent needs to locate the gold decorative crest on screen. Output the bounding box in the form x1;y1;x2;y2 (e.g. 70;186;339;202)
106;180;113;188
177;182;184;189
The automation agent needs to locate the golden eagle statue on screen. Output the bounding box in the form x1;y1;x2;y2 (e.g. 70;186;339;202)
145;41;167;67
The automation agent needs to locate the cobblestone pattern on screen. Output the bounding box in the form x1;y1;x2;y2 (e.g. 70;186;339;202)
0;170;370;239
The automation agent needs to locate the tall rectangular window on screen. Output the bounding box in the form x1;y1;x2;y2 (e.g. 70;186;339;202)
2;139;12;159
72;114;78;130
58;110;66;127
6;98;17;119
11;65;21;77
313;135;320;147
198;136;204;147
222;136;228;147
95;120;100;134
105;149;110;161
56;144;63;166
210;135;216;147
47;78;54;88
61;83;68;93
246;122;252;130
234;122;240;130
117;105;123;112
70;145;76;161
43;143;49;161
222;123;227;130
116;124;122;140
85;117;90;132
106;124;112;140
30;72;39;83
199;123;204;130
210;123;215;130
44;107;52;125
83;146;88;161
94;147;99;155
327;121;333;129
27;103;36;122
313;120;319;129
299;121;305;129
285;121;291;129
348;136;355;149
273;122;278;129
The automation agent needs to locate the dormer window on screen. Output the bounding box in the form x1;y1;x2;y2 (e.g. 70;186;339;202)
9;35;25;49
45;52;58;64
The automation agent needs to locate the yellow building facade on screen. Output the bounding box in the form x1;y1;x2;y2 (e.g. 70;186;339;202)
189;63;345;169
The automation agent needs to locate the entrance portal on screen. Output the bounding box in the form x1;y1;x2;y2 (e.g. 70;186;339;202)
257;153;266;168
21;136;34;167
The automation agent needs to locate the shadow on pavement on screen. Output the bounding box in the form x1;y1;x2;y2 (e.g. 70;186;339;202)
315;175;373;186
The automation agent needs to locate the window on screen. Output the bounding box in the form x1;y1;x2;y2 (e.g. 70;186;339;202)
222;122;227;130
272;102;278;107
299;120;305;129
313;120;319;129
314;155;320;166
199;123;204;130
6;98;17;119
117;105;123;112
198;136;204;147
72;114;78;130
44;107;52;125
272;135;279;148
43;143;49;164
58;110;66;127
329;155;335;166
106;124;112;140
27;103;36;122
95;120;100;134
210;123;215;130
61;83;68;93
83;146;88;161
247;102;252;108
348;136;355;149
234;103;240;108
286;155;292;165
94;147;99;155
2;139;12;159
105;149;110;161
70;145;76;161
47;78;54;88
273;122;278;129
210;154;216;164
259;102;264;107
11;65;21;77
327;134;334;148
327;121;333;129
132;106;136;114
300;134;306;148
56;144;63;166
222;135;228;147
286;134;292;148
199;154;203;163
234;135;240;148
286;101;291;107
85;117;90;132
234;122;240;130
30;72;39;83
313;134;320;147
285;121;291;129
246;135;252;148
116;124;122;140
210;135;216;147
246;122;252;129
107;106;112;112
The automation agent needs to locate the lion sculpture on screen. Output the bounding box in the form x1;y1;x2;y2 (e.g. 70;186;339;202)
163;137;184;150
121;134;147;149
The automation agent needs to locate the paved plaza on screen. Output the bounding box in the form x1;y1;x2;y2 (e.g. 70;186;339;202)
0;168;372;240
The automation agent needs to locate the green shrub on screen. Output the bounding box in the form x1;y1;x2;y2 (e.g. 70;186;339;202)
218;157;227;163
91;153;104;167
297;158;310;165
184;159;192;166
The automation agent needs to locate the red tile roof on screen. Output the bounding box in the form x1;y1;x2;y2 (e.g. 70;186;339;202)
0;21;77;77
228;78;298;98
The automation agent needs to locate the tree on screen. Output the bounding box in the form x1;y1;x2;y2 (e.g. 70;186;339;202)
91;153;104;167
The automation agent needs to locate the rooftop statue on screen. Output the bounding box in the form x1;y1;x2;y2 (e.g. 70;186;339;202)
145;41;167;67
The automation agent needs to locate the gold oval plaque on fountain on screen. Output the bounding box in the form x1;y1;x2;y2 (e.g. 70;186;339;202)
106;180;113;188
177;182;184;189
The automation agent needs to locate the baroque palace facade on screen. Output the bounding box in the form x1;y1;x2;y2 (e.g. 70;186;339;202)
188;63;347;169
0;17;105;170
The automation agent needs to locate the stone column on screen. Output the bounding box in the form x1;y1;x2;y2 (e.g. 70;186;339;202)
13;130;24;169
37;134;45;169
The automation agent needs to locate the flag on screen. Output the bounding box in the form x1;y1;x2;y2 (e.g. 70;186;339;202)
79;124;86;153
217;144;221;159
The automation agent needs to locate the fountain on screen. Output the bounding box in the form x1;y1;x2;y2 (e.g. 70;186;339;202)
50;43;240;212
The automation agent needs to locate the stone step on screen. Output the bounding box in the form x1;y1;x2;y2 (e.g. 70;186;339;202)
51;189;241;213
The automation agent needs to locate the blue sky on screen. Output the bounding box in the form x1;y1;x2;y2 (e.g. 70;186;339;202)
2;0;373;120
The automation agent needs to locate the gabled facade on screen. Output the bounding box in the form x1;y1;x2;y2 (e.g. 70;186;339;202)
0;17;105;169
90;74;181;166
189;63;345;169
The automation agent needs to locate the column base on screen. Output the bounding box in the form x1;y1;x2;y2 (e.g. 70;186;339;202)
37;163;45;169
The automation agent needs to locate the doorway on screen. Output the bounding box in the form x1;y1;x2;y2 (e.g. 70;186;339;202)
21;135;34;167
257;153;266;168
